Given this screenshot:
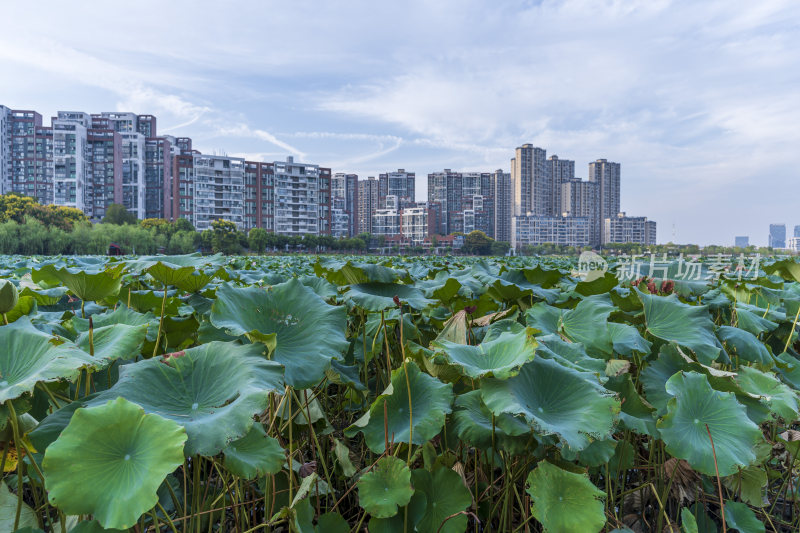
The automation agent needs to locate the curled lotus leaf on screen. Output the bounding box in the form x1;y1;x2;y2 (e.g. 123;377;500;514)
358;456;413;518
637;290;720;364
346;282;434;311
0;317;95;403
210;279;348;388
222;423;285;480
43;397;187;530
345;362;454;454
481;357;619;451
90;341;283;456
32;263;124;302
75;323;149;364
433;329;537;379
657;371;764;476
525;461;606;533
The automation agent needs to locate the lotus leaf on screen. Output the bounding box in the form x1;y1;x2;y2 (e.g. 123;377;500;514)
222;423;284;479
345;362;453;453
411;467;471;533
657;371;764;476
43;397;187;529
210;279;348;388
0;317;94;403
358;456;413;518
525;461;606;533
481;357;619;451
90;341;283;456
433;330;537;379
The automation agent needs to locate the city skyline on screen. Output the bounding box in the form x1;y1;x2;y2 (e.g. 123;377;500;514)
1;1;798;245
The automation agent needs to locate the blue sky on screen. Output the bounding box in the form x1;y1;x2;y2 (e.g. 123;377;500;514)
1;0;798;245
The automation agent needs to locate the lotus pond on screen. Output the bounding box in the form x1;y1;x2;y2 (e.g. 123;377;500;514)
2;253;800;532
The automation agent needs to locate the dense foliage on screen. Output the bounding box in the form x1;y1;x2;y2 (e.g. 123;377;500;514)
2;253;800;531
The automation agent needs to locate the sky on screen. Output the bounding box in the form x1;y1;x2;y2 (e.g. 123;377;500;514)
1;0;798;245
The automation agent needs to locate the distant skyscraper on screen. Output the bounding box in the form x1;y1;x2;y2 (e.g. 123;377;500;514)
191;154;245;231
794;226;800;238
0;105;10;194
769;224;787;249
734;236;749;248
588;159;621;244
332;173;359;236
511;144;548;216
358;177;379;234
604;213;656;245
492;170;512;243
427;169;463;235
547;155;574;216
378;169;415;207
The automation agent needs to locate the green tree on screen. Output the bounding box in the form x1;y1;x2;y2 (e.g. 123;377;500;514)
463;230;493;255
103;203;138;225
490;240;510;256
173;217;195;232
211;219;242;254
248;228;269;254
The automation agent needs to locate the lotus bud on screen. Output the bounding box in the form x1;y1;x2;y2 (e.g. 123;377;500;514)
646;281;657;294
393;295;402;307
464;305;477;315
0;279;18;314
661;280;674;294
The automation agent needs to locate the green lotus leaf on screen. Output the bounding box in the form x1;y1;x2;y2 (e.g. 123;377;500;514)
0;480;38;531
681;507;698;533
345;362;453;454
0;279;19;313
314;258;400;285
75;324;148;364
716;326;773;368
411;467;471;533
734;305;779;336
210;279;348;388
536;335;606;374
638;290;720;364
72;305;158;337
368;492;427;533
451;390;532;454
481;358;619;451
723;466;767;507
764;258;800;283
657;371;764;476
735;366;799;421
91;341;283;456
298;274;339;300
43;397;187;530
144;261;218;293
723;500;765;533
607;322;652;356
32;263;124;302
561;438;617;467
358;456;413;518
640;343;689;414
559;294;614;357
525;461;606;533
222;423;284;479
525;303;561;335
68;519;126;532
433;330;537;379
4;294;36;323
605;374;658;436
0;317;95;403
346;282;434;311
19;285;68;306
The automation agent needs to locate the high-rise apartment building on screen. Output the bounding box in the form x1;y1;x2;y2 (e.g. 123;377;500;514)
0;106;10;194
461;172;494;237
427;169;463;235
243;161;274;232
191;154;245;231
769;224;787;249
273;156;331;236
144;137;173;220
51;119;89;211
512;215;592;249
332;172;358;236
735;236;749;248
492;170;512;243
511;144;548;216
7;110;53;205
604;213;656;245
358;177;380;234
547;155;575;216
588;159;621;244
379;169;415;208
794;226;800;238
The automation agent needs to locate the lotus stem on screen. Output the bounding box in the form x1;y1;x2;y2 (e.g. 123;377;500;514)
705;424;727;533
152;286;169;358
2;313;7;325
785;305;800;354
